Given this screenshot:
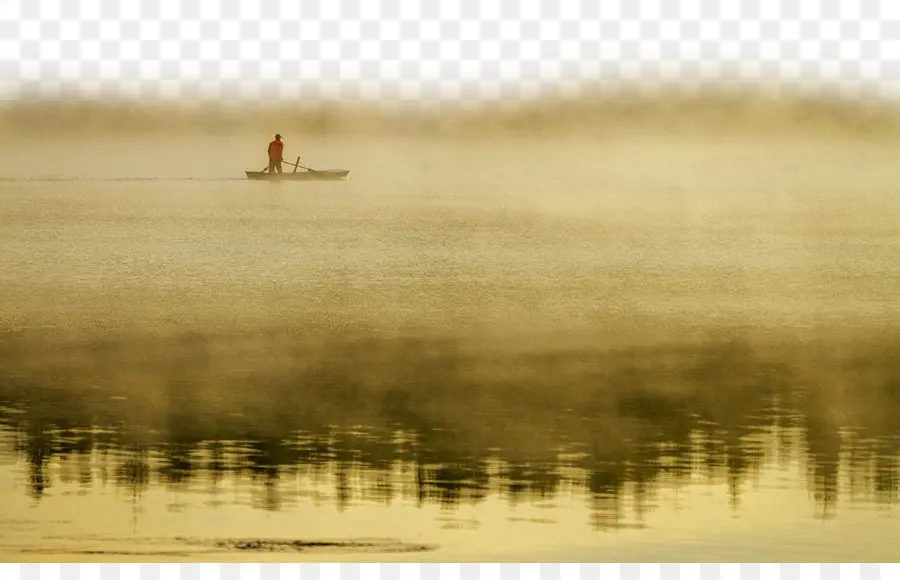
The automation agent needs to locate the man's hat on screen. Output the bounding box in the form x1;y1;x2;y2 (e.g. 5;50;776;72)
275;134;282;139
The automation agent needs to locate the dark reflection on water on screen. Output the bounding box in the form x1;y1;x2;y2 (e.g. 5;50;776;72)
2;329;900;528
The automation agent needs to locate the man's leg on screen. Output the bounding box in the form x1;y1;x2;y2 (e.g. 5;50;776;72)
275;161;283;174
268;160;276;174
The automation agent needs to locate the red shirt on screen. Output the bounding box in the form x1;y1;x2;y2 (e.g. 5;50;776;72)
268;139;284;160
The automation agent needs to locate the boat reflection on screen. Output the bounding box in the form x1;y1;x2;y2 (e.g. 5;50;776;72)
1;329;899;529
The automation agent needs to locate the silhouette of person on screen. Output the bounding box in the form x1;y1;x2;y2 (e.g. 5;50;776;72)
267;134;284;174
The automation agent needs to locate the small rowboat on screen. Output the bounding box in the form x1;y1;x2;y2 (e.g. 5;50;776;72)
246;157;349;181
245;168;349;181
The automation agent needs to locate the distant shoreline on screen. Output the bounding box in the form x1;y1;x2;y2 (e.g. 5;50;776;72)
2;90;898;139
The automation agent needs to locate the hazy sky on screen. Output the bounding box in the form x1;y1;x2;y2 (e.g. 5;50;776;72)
2;0;899;103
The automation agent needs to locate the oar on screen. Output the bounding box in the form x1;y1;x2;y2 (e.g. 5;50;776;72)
281;159;318;172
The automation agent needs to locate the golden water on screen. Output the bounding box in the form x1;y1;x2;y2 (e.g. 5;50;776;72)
1;129;899;561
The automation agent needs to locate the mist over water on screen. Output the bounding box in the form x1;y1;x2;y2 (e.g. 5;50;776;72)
1;95;900;561
3;92;899;139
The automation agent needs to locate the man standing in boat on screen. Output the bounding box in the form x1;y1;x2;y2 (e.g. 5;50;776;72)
267;134;284;174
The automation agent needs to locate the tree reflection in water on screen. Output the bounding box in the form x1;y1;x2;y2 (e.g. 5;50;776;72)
1;328;899;529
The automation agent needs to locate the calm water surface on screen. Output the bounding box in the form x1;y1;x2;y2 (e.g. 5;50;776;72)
1;135;899;561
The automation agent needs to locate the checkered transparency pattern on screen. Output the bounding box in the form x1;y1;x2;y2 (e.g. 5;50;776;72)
2;0;899;102
0;564;899;579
